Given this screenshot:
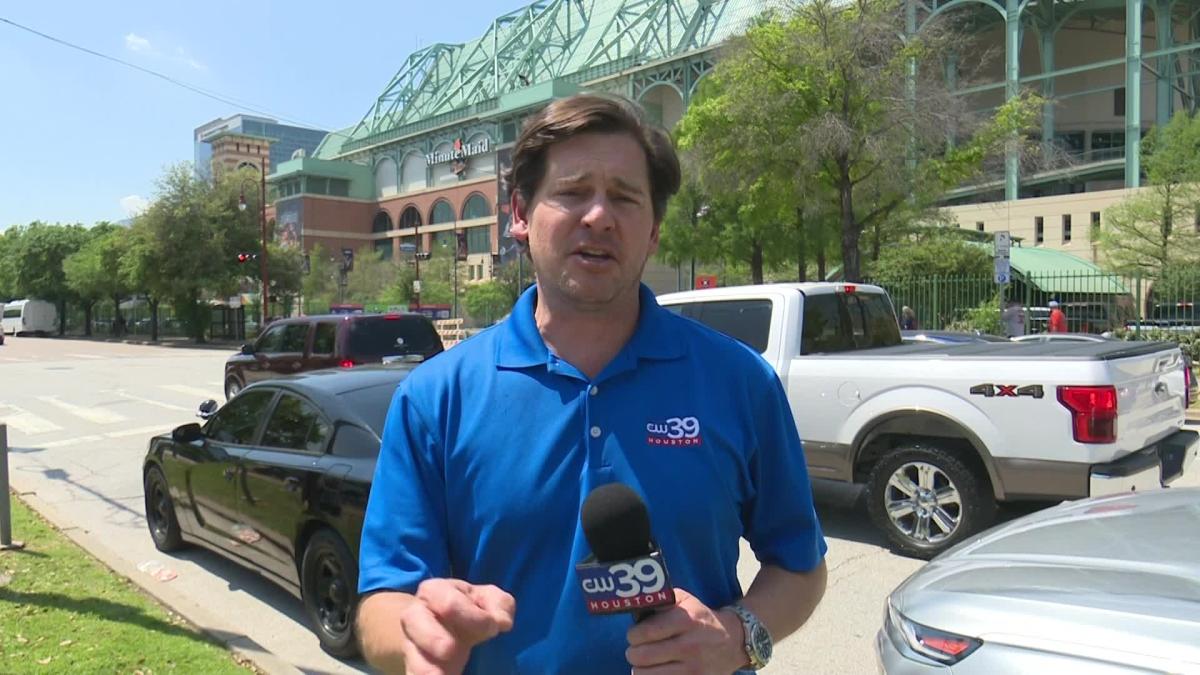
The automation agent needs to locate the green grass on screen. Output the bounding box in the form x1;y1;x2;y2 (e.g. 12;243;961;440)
0;493;256;674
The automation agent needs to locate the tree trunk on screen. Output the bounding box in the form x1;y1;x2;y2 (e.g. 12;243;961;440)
796;207;808;282
817;247;827;282
83;303;93;337
150;299;160;342
871;221;882;262
58;299;67;335
839;168;862;281
751;240;764;284
113;294;124;337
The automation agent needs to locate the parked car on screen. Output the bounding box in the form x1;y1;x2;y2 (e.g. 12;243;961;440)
142;366;411;658
223;312;443;399
900;330;1010;345
658;283;1197;557
877;487;1200;673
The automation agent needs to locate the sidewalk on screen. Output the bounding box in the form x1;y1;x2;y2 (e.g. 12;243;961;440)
49;333;244;352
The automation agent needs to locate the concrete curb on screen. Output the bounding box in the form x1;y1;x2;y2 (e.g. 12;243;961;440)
45;334;242;352
10;489;303;675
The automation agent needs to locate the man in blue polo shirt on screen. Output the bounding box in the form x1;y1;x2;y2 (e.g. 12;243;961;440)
356;93;828;674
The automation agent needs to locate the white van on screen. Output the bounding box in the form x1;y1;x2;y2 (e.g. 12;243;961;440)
2;299;58;336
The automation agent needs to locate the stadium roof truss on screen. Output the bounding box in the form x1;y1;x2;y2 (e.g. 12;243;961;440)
342;0;754;153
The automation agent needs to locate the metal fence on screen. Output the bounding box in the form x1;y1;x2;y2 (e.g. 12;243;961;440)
869;270;1200;337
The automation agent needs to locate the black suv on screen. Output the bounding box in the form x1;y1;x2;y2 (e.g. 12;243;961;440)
223;313;443;399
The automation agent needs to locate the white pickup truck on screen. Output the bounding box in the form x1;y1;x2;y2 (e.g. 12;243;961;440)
657;282;1198;558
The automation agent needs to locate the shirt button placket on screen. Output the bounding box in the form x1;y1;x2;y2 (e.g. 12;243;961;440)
585;383;611;472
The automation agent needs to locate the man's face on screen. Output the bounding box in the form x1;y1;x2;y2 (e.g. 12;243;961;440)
510;131;658;312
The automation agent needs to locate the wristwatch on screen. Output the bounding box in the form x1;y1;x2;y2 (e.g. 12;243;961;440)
728;602;772;670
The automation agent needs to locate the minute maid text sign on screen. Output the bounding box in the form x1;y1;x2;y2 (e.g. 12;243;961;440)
425;137;490;165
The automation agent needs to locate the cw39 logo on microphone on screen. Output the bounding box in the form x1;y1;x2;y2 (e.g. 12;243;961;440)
575;551;676;615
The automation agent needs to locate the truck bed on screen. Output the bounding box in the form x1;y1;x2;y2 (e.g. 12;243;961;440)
830;340;1178;361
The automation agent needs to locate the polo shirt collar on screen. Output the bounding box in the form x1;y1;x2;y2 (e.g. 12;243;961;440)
495;283;685;370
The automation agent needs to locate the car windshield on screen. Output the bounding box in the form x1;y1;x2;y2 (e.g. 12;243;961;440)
348;316;440;359
337;382;398;436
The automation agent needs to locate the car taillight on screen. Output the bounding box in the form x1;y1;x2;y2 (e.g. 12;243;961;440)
1057;385;1117;444
339;359;355;368
383;314;402;320
884;600;981;664
842;283;856;294
1184;365;1193;409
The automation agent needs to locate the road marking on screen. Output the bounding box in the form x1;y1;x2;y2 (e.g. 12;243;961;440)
207;381;224;388
39;434;104;449
0;404;63;435
109;390;192;412
105;425;168;439
36;396;129;425
159;384;220;399
66;353;105;360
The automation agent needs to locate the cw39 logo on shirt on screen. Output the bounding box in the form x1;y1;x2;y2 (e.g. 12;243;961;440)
645;416;703;447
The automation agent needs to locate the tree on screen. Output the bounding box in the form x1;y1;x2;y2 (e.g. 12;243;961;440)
344;246;399;306
301;243;337;314
869;229;993;281
1099;111;1200;278
131;164;261;341
463;280;516;325
674;0;1041;281
64;223;130;336
10;221;88;334
0;226;25;301
266;242;304;317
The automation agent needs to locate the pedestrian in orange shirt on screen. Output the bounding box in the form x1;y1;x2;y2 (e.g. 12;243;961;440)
1048;300;1068;333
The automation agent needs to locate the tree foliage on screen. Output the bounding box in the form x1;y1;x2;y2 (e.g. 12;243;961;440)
64;223;131;335
869;229;993;281
1099;111;1200;278
463;280;517;325
668;0;1042;282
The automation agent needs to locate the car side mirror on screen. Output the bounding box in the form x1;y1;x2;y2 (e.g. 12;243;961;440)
198;399;218;420
240;343;255;355
172;422;204;443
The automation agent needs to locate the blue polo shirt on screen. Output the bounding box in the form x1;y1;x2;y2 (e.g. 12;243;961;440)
360;284;826;674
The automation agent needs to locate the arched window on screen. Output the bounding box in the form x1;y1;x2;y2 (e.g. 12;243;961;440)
399;205;421;230
375;157;398;197
461;193;491;220
372;211;393;234
374;239;393;261
430;200;455;225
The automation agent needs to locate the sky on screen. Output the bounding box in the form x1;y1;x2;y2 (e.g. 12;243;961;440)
0;0;509;230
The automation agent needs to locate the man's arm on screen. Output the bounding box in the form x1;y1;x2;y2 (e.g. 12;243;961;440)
736;560;828;645
358;591;417;673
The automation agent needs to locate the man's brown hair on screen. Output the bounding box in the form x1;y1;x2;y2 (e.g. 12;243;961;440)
505;93;681;223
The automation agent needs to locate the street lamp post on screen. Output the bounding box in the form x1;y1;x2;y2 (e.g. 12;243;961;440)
238;165;269;328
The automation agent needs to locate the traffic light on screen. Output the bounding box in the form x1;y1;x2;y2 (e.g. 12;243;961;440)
341;247;355;272
302;254;311;275
416;252;432;261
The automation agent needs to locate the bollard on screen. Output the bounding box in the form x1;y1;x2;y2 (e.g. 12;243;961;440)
0;424;26;550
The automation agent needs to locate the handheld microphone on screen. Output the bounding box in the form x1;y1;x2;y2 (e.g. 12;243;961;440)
576;483;676;620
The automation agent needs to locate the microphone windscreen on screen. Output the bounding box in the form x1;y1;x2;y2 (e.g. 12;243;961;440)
581;483;653;562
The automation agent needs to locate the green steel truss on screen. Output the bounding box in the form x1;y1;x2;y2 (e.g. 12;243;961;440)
344;0;765;152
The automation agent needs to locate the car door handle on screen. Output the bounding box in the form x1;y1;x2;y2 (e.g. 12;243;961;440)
290;362;302;370
223;467;237;481
283;476;302;492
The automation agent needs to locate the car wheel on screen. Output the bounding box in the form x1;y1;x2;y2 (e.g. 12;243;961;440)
224;377;243;400
300;529;360;658
144;466;185;552
866;444;996;559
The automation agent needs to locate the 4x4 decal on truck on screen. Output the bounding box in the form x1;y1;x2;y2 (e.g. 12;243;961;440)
970;384;1045;399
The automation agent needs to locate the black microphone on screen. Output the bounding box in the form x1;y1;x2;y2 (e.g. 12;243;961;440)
576;483;676;621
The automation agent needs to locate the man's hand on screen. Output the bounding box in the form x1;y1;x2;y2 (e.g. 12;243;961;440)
624;588;746;675
398;579;516;675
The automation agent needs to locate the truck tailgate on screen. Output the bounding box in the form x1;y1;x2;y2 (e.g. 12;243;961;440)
1110;346;1188;452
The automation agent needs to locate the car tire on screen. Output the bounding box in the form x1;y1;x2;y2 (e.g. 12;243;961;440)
866;444;996;559
144;466;186;552
224;376;243;400
300;529;360;658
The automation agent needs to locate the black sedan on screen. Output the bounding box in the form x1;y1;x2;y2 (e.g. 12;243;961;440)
142;366;410;658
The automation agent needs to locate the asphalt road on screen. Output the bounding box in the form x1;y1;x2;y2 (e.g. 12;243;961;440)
1;335;1196;675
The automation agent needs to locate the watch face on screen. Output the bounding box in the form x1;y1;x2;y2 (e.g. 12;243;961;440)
751;623;772;662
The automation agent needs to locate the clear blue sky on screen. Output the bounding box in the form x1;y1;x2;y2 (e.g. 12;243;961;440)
0;0;508;230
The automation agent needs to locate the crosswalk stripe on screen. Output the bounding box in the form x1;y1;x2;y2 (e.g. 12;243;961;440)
159;384;220;399
109;390;193;412
36;396;128;425
0;404;63;435
106;425;169;439
67;353;105;360
39;434;104;449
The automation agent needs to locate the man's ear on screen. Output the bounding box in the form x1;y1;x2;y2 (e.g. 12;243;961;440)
509;192;529;245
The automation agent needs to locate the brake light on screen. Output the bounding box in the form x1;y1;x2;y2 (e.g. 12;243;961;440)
339;359;355;368
1057;385;1117;444
1185;365;1193;409
842;284;856;294
383;314;402;320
